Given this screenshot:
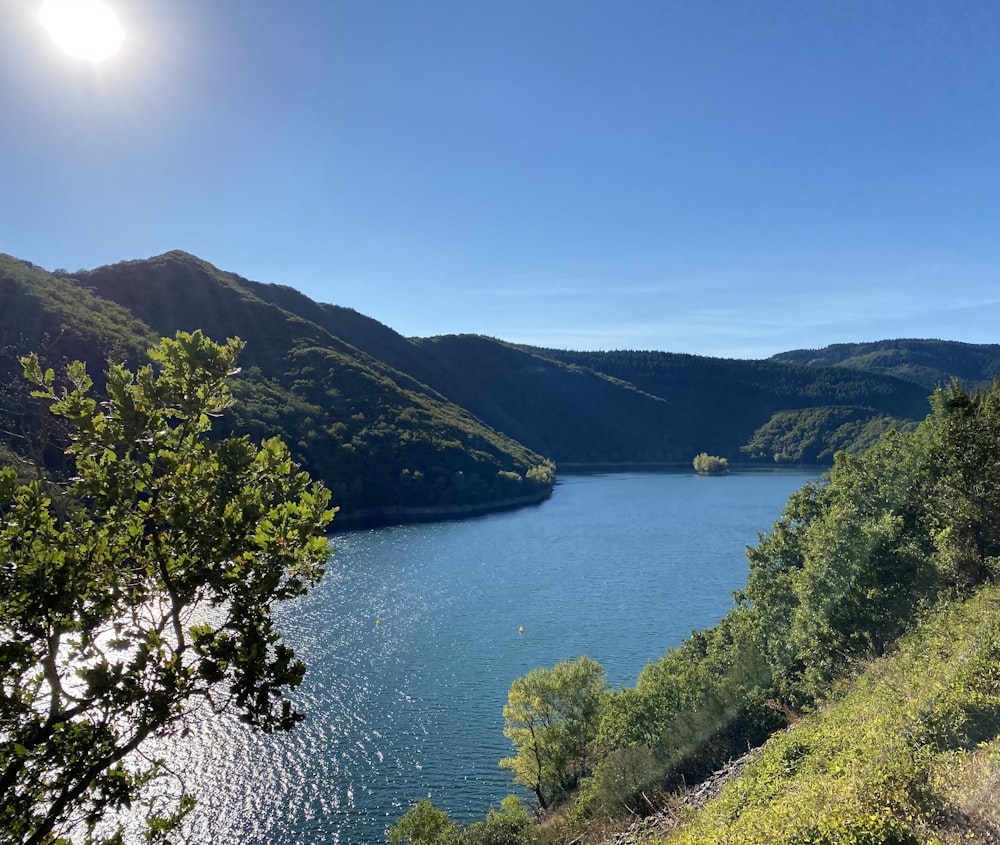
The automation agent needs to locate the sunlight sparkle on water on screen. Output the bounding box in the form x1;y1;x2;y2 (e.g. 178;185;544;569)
112;470;817;844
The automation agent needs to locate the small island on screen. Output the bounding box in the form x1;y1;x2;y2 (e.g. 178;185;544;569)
693;451;729;475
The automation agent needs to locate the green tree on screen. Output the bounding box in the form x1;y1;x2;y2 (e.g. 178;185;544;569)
693;452;729;475
788;442;937;698
387;798;461;845
923;380;1000;585
0;331;336;845
499;656;608;809
461;795;535;845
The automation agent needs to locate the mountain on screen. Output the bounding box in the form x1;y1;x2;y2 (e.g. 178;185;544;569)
0;252;554;525
5;249;1000;524
772;338;1000;390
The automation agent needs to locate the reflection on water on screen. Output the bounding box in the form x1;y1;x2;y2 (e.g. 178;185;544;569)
146;470;817;844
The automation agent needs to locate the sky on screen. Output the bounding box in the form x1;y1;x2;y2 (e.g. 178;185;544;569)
2;0;999;358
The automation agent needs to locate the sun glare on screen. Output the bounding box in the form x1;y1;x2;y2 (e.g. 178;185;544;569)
40;0;123;62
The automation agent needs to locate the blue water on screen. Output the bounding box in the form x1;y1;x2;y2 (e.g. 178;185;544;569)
160;469;817;844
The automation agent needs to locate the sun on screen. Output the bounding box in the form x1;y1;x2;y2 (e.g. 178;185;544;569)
40;0;123;62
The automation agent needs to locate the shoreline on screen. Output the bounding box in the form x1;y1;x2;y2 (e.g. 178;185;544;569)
556;461;828;473
329;463;828;531
329;487;554;531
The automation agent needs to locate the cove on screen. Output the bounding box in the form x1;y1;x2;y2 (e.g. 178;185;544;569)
156;469;819;845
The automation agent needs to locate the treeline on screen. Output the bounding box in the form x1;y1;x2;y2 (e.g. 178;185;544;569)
391;377;1000;843
535;347;930;416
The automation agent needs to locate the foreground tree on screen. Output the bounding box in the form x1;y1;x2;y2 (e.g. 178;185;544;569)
387;798;461;845
461;795;536;845
500;656;607;809
0;331;335;845
388;794;535;845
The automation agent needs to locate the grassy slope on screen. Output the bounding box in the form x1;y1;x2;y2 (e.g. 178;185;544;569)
653;584;1000;845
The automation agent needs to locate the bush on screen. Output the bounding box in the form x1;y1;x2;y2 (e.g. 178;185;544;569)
578;745;662;818
693;452;729;474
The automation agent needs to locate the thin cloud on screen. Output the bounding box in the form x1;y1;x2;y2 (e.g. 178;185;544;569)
490;283;1000;359
425;252;1000;358
462;284;596;300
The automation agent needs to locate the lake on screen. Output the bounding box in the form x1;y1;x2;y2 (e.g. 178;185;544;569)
157;469;818;844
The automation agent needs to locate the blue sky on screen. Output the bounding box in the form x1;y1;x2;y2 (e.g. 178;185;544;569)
2;0;999;357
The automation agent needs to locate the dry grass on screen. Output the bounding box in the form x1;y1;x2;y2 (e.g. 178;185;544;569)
933;746;1000;843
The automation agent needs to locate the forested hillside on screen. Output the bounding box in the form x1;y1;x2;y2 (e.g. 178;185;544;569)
0;255;154;378
525;347;929;465
773;338;1000;390
0;253;554;523
5;250;1000;525
606;377;1000;843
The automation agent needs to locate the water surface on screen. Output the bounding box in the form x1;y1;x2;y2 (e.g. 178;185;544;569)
164;469;818;844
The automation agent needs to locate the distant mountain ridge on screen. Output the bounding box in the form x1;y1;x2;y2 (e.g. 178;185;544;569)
3;250;998;524
772;338;1000;390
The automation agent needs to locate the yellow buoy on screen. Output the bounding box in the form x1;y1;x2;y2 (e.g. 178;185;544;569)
518;626;524;635
375;618;381;626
